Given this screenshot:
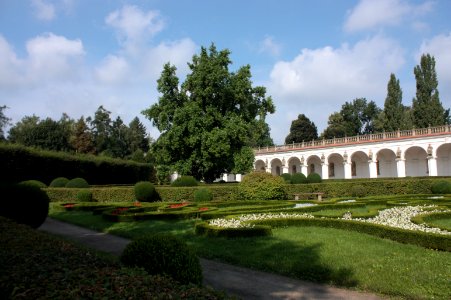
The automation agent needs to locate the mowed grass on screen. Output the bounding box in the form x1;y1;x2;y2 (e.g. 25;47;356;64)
426;218;451;231
49;204;451;299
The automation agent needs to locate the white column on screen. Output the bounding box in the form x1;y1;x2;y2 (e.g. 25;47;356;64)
344;162;352;179
321;163;329;180
428;157;438;176
396;159;406;178
282;166;289;174
369;160;377;178
301;164;308;177
235;174;242;182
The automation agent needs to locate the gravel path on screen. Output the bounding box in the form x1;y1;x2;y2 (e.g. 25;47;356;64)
39;218;384;300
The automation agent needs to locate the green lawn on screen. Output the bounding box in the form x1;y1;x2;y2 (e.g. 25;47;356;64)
49;203;451;299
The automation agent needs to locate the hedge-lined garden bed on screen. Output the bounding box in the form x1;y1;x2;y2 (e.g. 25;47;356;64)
0;217;225;299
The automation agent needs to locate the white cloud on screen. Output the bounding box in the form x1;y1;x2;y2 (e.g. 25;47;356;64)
259;36;282;57
267;35;405;144
417;33;451;107
31;0;56;21
0;35;24;89
344;0;433;33
95;55;130;85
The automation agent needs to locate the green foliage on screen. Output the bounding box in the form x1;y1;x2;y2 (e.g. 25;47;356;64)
280;173;292;183
412;53;446;128
0;218;223;299
351;185;366;197
66;177;90;188
307;172;322;183
238;172;287;200
70;116;95;154
431;180;451;194
195;222;272;238
194;188;213;202
142;44;275;182
381;73;405;131
120;233;203;285
0;183;49;228
134;181;156;202
232;146;255;174
285;114;318;144
0;143;154;184
291;173;307;184
171;176;199;187
50;177;70;187
76;189;94;202
19;180;47;188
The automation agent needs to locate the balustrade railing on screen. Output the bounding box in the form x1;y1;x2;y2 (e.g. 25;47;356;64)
254;125;451;154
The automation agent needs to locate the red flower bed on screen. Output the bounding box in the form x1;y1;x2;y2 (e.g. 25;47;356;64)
111;207;129;216
168;202;189;209
133;202;142;207
62;203;75;209
198;207;209;211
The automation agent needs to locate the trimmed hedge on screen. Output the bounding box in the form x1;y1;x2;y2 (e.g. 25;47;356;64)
49;177;69;187
0;217;225;299
19;180;47;188
253;218;451;251
66;177;90;188
238;172;287;200
134;181;156;202
171;176;199;187
194;188;213;202
411;211;451;231
195;222;272;238
76;189;93;202
0;143;155;185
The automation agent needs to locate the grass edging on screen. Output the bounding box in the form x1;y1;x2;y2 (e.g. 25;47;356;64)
195;222;272;238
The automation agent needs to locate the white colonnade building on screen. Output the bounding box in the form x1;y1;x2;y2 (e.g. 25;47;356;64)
253;126;451;179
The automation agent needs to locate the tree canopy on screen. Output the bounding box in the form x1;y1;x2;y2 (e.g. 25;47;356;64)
143;44;274;182
285;114;318;144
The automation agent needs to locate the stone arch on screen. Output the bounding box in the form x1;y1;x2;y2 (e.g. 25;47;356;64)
327;153;344;179
306;155;322;177
350;151;369;178
405;146;428;177
270;158;283;176
254;159;266;172
288;157;301;174
436;143;451;176
376;149;397;178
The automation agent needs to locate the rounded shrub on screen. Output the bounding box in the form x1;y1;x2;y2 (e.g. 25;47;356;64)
431;180;451;194
0;183;49;228
307;172;322;183
65;178;89;188
134;181;155;202
120;233;202;285
171;176;198;187
76;189;94;202
194;188;213;202
19;180;47;188
49;177;69;187
280;173;292;183
291;173;307;184
238;172;287;200
351;185;366;197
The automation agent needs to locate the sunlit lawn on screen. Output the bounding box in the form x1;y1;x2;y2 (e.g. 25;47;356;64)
49;203;451;299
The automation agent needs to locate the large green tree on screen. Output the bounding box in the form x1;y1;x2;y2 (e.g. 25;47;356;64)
70;116;95;154
285;114;318;144
412;53;446;128
143;44;275;182
127;117;150;153
90;106;112;155
381;73;404;131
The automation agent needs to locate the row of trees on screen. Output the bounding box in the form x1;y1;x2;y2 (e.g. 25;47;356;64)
285;54;450;144
1;106;151;162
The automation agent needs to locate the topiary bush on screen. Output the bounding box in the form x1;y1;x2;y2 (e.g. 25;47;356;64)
280;173;292;183
194;188;213;202
307;172;322;183
120;233;202;285
76;189;94;202
351;185;366;197
49;177;70;187
171;176;198;187
291;173;307;184
66;178;89;188
134;181;156;202
19;180;47;188
238;172;287;200
431;180;451;194
0;183;49;228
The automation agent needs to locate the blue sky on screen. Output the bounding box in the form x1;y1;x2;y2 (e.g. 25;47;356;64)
1;0;450;144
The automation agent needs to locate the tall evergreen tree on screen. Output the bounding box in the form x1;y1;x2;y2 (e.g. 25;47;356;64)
382;73;404;131
70;117;95;154
285;114;318;144
110;116;129;158
412;53;445;128
127;117;150;153
91;106;112;154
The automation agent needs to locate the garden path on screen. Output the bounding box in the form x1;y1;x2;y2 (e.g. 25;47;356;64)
39;218;384;300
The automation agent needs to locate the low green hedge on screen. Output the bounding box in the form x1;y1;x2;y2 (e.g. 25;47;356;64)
411;211;451;231
0;217;225;299
253;218;451;251
195;222;272;238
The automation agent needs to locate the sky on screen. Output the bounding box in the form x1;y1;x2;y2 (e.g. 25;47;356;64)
1;0;450;145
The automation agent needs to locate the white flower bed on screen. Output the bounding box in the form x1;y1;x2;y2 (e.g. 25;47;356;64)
209;212;314;228
351;205;451;235
294;203;317;208
338;199;356;203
